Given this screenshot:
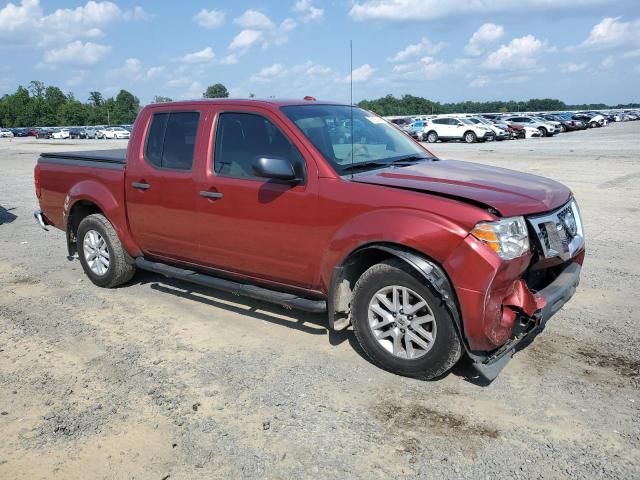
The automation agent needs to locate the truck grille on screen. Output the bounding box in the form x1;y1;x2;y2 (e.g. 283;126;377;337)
527;200;584;261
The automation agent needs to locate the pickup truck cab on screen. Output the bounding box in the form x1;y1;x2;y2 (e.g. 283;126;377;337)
34;99;585;381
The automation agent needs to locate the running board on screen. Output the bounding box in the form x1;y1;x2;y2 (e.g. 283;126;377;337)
135;258;327;313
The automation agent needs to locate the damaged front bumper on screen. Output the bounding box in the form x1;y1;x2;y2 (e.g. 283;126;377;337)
469;261;582;381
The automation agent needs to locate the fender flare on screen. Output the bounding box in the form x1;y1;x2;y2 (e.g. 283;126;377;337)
328;244;467;351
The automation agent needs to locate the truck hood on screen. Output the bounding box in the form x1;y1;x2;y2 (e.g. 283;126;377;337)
352;159;571;217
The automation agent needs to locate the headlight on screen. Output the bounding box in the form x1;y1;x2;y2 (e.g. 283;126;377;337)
471;216;530;260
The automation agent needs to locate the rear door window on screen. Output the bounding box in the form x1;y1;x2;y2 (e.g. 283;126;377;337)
144;111;200;170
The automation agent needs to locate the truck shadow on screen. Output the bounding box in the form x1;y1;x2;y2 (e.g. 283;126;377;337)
133;270;486;386
0;206;17;225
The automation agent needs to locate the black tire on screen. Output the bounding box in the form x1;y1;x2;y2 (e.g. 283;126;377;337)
560;124;567;133
538;127;548;137
426;131;438;143
77;213;135;288
464;131;477;143
352;259;462;380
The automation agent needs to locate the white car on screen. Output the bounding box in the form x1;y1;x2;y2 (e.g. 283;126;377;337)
465;117;509;140
524;127;543;139
51;128;70;139
103;127;130;140
423;117;496;143
0;128;14;138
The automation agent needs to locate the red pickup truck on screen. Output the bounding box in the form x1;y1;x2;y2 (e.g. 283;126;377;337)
34;99;585;381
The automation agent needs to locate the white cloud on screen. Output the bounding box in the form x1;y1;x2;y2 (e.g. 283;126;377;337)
229;11;296;52
110;58;165;81
220;54;239;65
483;35;545;71
193;8;225;29
349;0;611;22
234;9;274;29
469;75;490;88
465;23;504;56
392;55;451;80
293;0;324;23
251;63;286;82
180;81;204;100
388;37;445;62
581;16;640;49
561;61;588;73
229;30;264;50
177;47;215;64
44;40;111;65
346;64;375;83
0;0;147;46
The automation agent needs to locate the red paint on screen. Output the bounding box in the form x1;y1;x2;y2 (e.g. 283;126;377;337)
35;99;584;352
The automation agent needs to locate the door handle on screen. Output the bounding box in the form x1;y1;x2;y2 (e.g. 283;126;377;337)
132;182;151;190
199;191;223;199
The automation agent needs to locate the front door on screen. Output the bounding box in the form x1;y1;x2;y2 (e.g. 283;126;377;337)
196;109;320;288
126;108;207;262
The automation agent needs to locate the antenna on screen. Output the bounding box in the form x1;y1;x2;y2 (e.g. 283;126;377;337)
350;39;354;178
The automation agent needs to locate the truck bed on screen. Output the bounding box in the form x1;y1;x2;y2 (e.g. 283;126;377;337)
40;149;127;164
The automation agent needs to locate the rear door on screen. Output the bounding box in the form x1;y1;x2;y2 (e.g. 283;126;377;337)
126;106;209;262
196;107;320;288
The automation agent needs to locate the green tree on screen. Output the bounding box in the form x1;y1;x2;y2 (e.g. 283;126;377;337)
88;91;103;107
28;80;45;98
152;95;173;103
203;83;229;98
111;90;140;124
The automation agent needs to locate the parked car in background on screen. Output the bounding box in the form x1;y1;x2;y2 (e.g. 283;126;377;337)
465;117;509;140
95;126;109;139
51;128;70;139
405;120;428;140
10;128;28;137
36;128;54;139
0;128;14;138
575;113;605;128
26;127;38;136
103;127;131;140
424;117;496;143
503;116;557;137
493;119;525;139
69;127;87;139
84;127;98;139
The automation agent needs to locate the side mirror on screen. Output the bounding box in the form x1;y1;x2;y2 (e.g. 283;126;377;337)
252;157;300;183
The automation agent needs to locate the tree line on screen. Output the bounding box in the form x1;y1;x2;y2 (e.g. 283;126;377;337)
0;81;231;128
357;94;640;116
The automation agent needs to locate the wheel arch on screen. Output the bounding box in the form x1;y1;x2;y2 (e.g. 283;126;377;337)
64;180;141;259
327;242;465;346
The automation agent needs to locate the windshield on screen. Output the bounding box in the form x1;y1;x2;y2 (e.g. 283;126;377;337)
281;105;432;174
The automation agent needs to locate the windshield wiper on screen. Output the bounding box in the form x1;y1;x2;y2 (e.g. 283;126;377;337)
341;161;389;173
388;155;435;165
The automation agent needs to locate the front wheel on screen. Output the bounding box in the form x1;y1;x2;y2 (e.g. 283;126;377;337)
538;127;548;137
464;131;477;143
352;259;462;379
77;214;136;288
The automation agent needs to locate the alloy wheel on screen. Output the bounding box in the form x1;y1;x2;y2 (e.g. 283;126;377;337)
367;285;437;359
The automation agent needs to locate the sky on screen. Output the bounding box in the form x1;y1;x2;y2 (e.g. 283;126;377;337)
1;0;639;105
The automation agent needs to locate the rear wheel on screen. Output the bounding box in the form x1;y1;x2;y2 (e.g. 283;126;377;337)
464;131;477;143
426;131;438;143
352;259;462;379
77;214;135;288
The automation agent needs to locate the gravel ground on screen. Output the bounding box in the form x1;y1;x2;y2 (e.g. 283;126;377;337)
0;124;639;479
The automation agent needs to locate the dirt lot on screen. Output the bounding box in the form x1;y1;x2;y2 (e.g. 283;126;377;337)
1;124;639;479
